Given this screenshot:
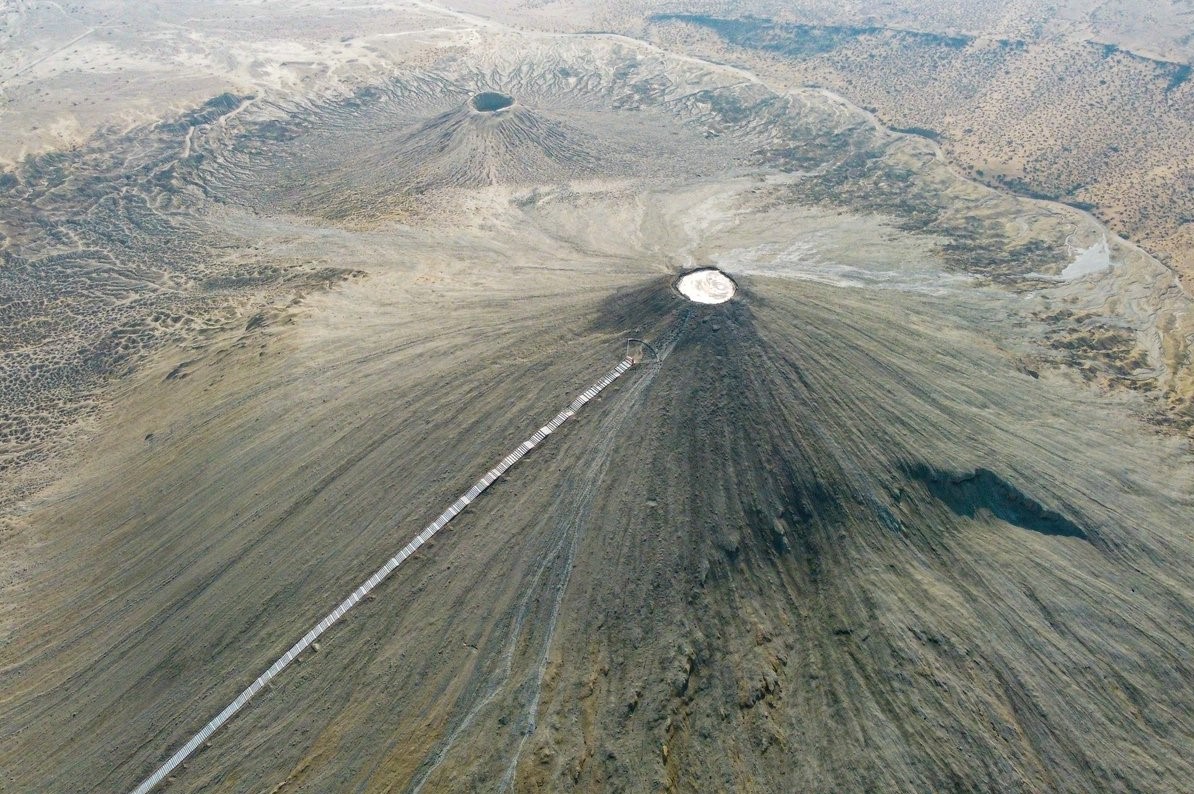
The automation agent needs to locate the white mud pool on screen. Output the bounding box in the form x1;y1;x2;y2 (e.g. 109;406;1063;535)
678;269;735;304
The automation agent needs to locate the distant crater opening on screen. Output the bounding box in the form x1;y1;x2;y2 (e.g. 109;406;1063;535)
471;92;515;112
677;268;736;304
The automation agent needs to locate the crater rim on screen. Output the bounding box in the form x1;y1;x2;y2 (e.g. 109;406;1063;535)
470;91;515;113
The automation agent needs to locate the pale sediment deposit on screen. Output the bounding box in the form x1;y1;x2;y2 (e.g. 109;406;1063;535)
677;268;736;303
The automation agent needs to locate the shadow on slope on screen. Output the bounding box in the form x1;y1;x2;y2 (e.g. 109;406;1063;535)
912;465;1089;541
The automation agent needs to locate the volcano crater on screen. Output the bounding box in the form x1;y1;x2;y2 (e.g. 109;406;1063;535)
470;91;515;112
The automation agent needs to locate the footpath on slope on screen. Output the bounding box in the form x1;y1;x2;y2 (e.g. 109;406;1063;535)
130;356;636;794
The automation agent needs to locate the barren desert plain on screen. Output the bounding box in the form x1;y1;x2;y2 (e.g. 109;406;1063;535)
1;1;1193;792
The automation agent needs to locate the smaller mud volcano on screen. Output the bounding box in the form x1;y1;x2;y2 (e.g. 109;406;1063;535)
677;268;736;304
470;92;515;112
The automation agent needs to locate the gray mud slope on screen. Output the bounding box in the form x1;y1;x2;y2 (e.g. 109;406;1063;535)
518;280;1194;793
2;273;1193;793
360;279;1193;793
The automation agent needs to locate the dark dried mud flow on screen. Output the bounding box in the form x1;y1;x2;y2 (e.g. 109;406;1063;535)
1;27;1193;794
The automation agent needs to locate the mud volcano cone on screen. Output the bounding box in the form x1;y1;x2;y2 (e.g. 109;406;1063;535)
390;91;596;189
404;274;1194;792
